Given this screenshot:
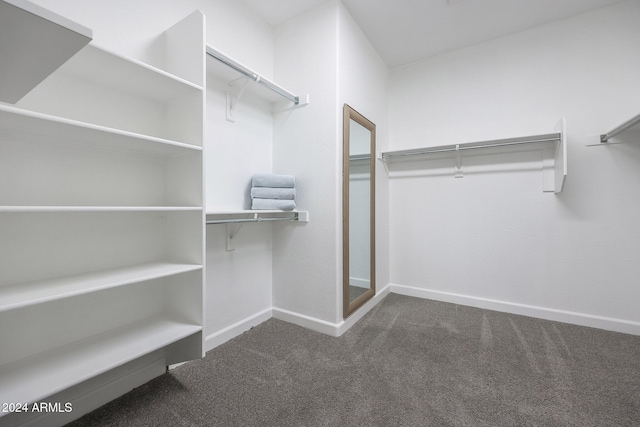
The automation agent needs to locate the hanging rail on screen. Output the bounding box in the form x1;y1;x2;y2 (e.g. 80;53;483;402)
380;133;561;160
206;211;304;225
600;113;640;143
206;46;300;105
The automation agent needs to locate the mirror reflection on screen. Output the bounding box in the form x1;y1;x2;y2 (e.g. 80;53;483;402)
343;104;375;318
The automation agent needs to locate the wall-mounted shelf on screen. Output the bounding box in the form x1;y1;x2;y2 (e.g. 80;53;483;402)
206;210;309;252
205;45;309;122
206;210;309;224
380;119;567;193
0;0;92;103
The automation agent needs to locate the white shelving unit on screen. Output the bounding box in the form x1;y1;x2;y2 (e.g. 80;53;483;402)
0;9;205;422
381;119;567;193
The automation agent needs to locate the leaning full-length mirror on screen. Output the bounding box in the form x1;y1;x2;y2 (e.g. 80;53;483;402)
343;104;375;318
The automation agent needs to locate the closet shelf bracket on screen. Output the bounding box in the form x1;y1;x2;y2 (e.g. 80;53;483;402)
226;76;251;123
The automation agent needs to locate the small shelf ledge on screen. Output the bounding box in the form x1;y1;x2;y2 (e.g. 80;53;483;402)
206;210;309;224
0;263;202;313
206;45;309;122
0;104;202;155
0;315;201;405
206;210;308;251
380;119;567;193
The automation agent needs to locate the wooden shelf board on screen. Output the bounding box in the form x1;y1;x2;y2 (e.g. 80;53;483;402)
0;316;201;405
0;263;203;313
0;104;202;155
61;44;202;102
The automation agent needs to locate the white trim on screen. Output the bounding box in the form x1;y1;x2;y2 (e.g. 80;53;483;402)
390;283;640;336
204;308;273;352
337;284;391;336
272;307;341;336
272;284;391;337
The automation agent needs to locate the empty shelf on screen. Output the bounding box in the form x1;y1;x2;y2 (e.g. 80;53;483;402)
0;104;202;155
0;315;201;405
0;263;203;313
61;44;202;102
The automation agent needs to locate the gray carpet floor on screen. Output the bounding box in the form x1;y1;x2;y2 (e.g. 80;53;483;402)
67;294;640;426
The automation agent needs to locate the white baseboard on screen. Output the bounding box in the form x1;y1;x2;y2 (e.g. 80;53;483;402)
272;307;342;336
390;283;640;336
336;284;391;336
272;284;391;337
204;308;272;352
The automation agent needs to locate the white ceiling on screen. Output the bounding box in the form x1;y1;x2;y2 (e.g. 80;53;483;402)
241;0;629;68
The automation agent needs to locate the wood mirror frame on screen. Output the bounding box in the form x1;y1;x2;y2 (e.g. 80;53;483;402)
343;104;375;318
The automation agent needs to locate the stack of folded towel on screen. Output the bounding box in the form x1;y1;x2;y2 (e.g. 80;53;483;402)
251;173;296;211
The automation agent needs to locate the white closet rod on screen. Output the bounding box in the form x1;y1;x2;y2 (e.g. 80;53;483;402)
205;47;299;105
381;133;561;160
206;213;299;225
600;113;640;142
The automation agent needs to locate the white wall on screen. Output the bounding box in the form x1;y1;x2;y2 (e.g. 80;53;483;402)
338;2;390;312
271;1;389;328
272;2;341;326
388;1;640;334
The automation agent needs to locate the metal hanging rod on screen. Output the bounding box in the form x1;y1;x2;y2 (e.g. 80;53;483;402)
206;213;299;225
380;133;561;160
600;113;640;143
206;46;299;105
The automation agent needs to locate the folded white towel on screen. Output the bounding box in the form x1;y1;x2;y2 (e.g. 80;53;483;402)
250;187;296;200
252;174;295;188
251;198;296;211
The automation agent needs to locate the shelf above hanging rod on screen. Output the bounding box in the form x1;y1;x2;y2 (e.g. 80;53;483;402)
205;45;308;106
379;119;567;194
205;210;309;225
600;113;640;143
379;133;561;160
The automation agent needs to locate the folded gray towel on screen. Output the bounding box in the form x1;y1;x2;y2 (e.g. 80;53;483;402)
252;174;295;188
250;187;296;200
251;198;296;211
